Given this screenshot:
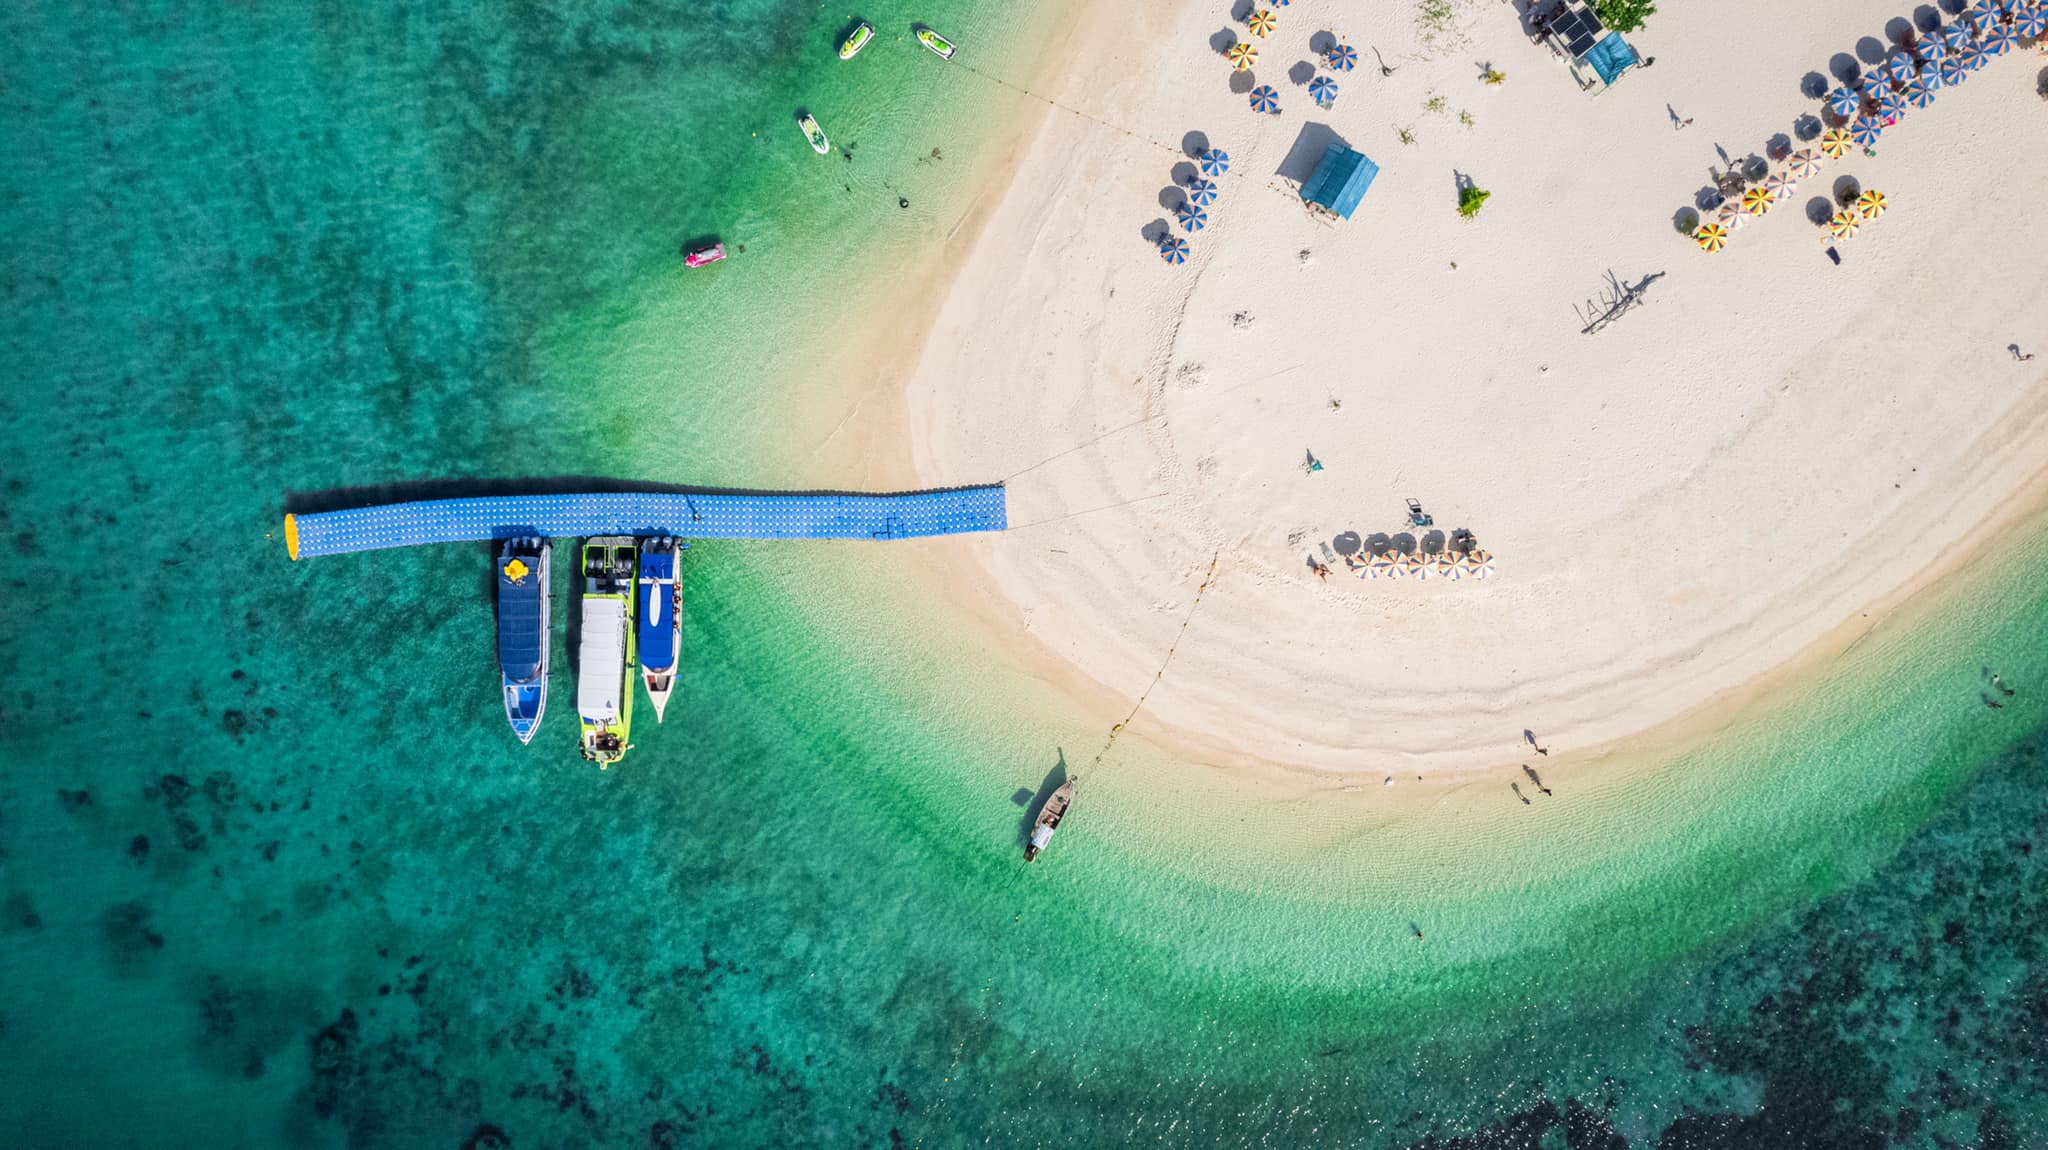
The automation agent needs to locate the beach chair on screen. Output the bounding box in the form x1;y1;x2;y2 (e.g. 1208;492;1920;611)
1406;499;1433;527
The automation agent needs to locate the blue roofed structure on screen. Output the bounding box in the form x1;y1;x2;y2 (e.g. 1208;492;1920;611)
496;562;546;680
1300;144;1380;220
1583;31;1640;86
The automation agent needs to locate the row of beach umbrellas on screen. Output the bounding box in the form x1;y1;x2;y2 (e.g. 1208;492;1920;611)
1344;549;1497;581
1159;147;1235;262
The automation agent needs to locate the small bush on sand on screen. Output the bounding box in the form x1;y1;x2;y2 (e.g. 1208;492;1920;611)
1458;185;1491;219
1592;0;1656;34
1482;67;1506;85
1396;125;1418;145
1414;0;1476;57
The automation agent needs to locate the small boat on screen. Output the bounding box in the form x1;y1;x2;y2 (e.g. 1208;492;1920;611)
839;21;873;60
796;111;830;155
1024;777;1076;862
637;538;684;723
683;242;725;269
496;538;550;745
915;27;956;59
577;536;638;767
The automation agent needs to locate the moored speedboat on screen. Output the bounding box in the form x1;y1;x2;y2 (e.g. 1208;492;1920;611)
796;111;830;155
1025;777;1076;862
496;538;550;745
577;536;638;767
839;21;873;60
915;27;956;59
637;538;684;723
683;242;726;268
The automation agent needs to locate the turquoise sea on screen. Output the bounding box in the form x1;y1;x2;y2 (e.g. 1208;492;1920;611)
5;2;2048;1147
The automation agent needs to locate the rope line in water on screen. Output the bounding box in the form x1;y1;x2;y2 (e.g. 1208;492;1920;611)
1091;550;1222;769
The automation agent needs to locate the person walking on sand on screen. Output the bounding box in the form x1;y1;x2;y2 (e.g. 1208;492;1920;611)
2014;345;2038;362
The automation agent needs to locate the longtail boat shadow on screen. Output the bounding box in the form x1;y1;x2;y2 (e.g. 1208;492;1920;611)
1017;750;1071;849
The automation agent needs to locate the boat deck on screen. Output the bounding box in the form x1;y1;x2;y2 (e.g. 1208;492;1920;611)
285;487;1007;559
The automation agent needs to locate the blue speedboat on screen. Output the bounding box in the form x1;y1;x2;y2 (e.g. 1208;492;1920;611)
496;537;550;744
637;538;684;722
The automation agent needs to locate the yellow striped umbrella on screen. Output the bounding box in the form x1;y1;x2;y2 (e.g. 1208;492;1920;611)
1366;552;1398;579
1741;185;1774;215
1695;222;1728;252
1430;553;1461;580
1819;128;1854;158
1855;189;1887;220
1227;42;1257;70
1248;8;1278;36
1410;552;1437;581
1395;552;1424;579
1463;549;1496;579
1828;209;1861;240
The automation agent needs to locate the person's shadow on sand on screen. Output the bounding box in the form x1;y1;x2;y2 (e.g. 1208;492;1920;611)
1015;750;1071;849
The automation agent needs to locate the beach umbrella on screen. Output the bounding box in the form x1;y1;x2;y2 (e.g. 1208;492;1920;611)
1694;222;1728;252
1872;85;1906;117
1902;76;1937;107
1856;189;1888;220
1175;203;1208;232
1367;552;1399;579
2017;4;2047;38
1248;8;1278;36
1825;85;1862;117
1828;209;1861;240
1980;22;2018;53
1764;172;1799;201
1967;3;2004;35
1784;149;1823;180
1938;54;1970;84
1327;43;1358;71
1886;53;1917;83
1158;236;1188;264
1818;128;1854;158
1249;84;1280;113
1227;42;1258;70
1185;177;1218;206
1940;21;1975;52
1462;550;1495;579
1713;200;1748;231
1959;42;1989;69
1916;34;1949;64
1741;185;1774;215
1849;117;1884;147
1308;75;1338;106
1199;148;1231;176
1396;553;1425;579
1429;553;1460;580
1410;552;1438;581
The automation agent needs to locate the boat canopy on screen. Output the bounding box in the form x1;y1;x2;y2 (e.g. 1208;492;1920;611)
576;598;627;721
638;550;678;671
497;561;546;682
1300;144;1379;220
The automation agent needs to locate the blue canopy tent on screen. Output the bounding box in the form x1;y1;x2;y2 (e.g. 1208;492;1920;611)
1299;143;1380;220
1582;31;1640;86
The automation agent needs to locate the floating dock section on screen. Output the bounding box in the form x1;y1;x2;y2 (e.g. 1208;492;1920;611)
284;487;1008;560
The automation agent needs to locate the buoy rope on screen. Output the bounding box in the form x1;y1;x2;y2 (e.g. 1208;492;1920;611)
1091;550;1222;767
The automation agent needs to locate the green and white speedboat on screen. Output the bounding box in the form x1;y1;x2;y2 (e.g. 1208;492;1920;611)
915;27;956;59
576;536;637;767
839;21;873;60
796;110;830;155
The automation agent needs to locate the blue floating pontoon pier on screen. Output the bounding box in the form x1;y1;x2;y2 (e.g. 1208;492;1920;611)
284;486;1008;559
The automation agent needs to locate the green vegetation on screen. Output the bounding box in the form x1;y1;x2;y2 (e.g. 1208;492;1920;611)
1396;125;1418;145
1592;0;1656;33
1457;185;1491;219
1423;91;1448;115
1482;67;1506;85
1414;0;1474;57
1459;110;1476;128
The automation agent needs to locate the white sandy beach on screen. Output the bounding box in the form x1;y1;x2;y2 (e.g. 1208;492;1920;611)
896;0;2048;776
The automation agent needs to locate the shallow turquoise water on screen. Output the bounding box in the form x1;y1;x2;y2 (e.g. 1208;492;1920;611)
5;2;2048;1147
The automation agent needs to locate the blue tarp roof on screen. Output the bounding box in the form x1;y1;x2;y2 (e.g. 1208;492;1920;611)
638;549;678;670
497;560;546;681
1300;144;1379;220
1585;31;1639;85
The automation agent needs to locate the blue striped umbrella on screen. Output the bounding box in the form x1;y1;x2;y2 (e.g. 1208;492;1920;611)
1980;22;2017;53
1859;73;1890;102
1941;22;1974;51
2018;4;2047;37
1938;54;1969;84
1185;177;1218;205
1249;84;1280;114
1961;41;1990;68
1966;5;2002;35
1176;203;1209;232
1826;85;1862;117
1327;43;1358;71
1199;148;1231;176
1849;117;1884;147
1308;75;1338;106
1915;33;1948;63
1902;76;1936;107
1873;85;1906;117
1159;236;1189;264
1885;53;1916;83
